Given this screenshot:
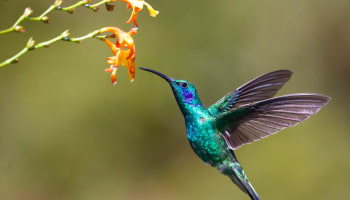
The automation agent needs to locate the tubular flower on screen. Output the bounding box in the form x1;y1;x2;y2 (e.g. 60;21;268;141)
120;0;159;27
99;26;137;84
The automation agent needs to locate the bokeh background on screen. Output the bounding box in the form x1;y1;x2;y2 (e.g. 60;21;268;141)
0;0;349;199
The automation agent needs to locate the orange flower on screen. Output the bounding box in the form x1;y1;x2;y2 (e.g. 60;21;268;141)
120;0;159;27
99;26;137;84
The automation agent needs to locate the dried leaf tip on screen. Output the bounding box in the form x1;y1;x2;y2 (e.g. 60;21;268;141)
105;3;115;11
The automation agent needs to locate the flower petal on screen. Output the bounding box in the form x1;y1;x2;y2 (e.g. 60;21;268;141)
111;67;117;85
144;2;159;17
99;26;137;84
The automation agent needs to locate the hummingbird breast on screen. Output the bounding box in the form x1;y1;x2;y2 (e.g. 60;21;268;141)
185;115;232;166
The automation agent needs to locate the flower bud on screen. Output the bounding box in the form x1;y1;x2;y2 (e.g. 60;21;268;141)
41;16;50;23
23;7;33;17
15;25;25;33
26;37;35;49
61;30;70;38
54;0;63;7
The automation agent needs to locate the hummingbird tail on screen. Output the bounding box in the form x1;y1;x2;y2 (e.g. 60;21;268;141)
225;162;261;200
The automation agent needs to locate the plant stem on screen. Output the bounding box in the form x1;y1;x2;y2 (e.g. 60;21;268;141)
0;29;110;67
0;14;27;34
89;0;112;9
29;4;57;21
65;30;100;43
34;31;68;49
0;0;116;34
60;0;90;13
0;48;28;67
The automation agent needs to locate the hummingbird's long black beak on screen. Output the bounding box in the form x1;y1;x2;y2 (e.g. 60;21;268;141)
139;67;173;83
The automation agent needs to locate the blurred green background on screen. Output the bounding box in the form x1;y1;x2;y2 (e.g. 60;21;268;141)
0;0;349;199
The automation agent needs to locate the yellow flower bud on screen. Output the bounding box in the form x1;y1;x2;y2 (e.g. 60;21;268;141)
26;37;35;49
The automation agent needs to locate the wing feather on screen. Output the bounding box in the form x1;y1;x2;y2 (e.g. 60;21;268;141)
208;70;292;116
216;94;331;150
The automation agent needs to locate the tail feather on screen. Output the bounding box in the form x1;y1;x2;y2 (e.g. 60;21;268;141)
229;162;261;200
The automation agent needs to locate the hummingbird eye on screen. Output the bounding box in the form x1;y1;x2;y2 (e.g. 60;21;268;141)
180;82;188;88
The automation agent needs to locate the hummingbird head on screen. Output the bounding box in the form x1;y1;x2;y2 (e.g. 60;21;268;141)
140;67;205;116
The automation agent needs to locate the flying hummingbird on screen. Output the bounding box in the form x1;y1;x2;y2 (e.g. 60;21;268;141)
140;67;330;200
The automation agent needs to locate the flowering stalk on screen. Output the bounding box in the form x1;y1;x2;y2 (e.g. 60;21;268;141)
0;0;116;34
0;30;112;67
0;0;159;83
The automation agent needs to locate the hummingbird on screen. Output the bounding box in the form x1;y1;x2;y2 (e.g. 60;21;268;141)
140;67;330;200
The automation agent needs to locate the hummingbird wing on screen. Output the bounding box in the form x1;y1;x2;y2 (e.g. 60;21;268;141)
208;70;292;116
215;94;330;150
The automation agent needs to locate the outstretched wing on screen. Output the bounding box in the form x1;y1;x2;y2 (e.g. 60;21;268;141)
215;94;331;150
208;70;293;116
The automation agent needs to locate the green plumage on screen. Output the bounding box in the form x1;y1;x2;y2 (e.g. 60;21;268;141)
140;67;330;200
